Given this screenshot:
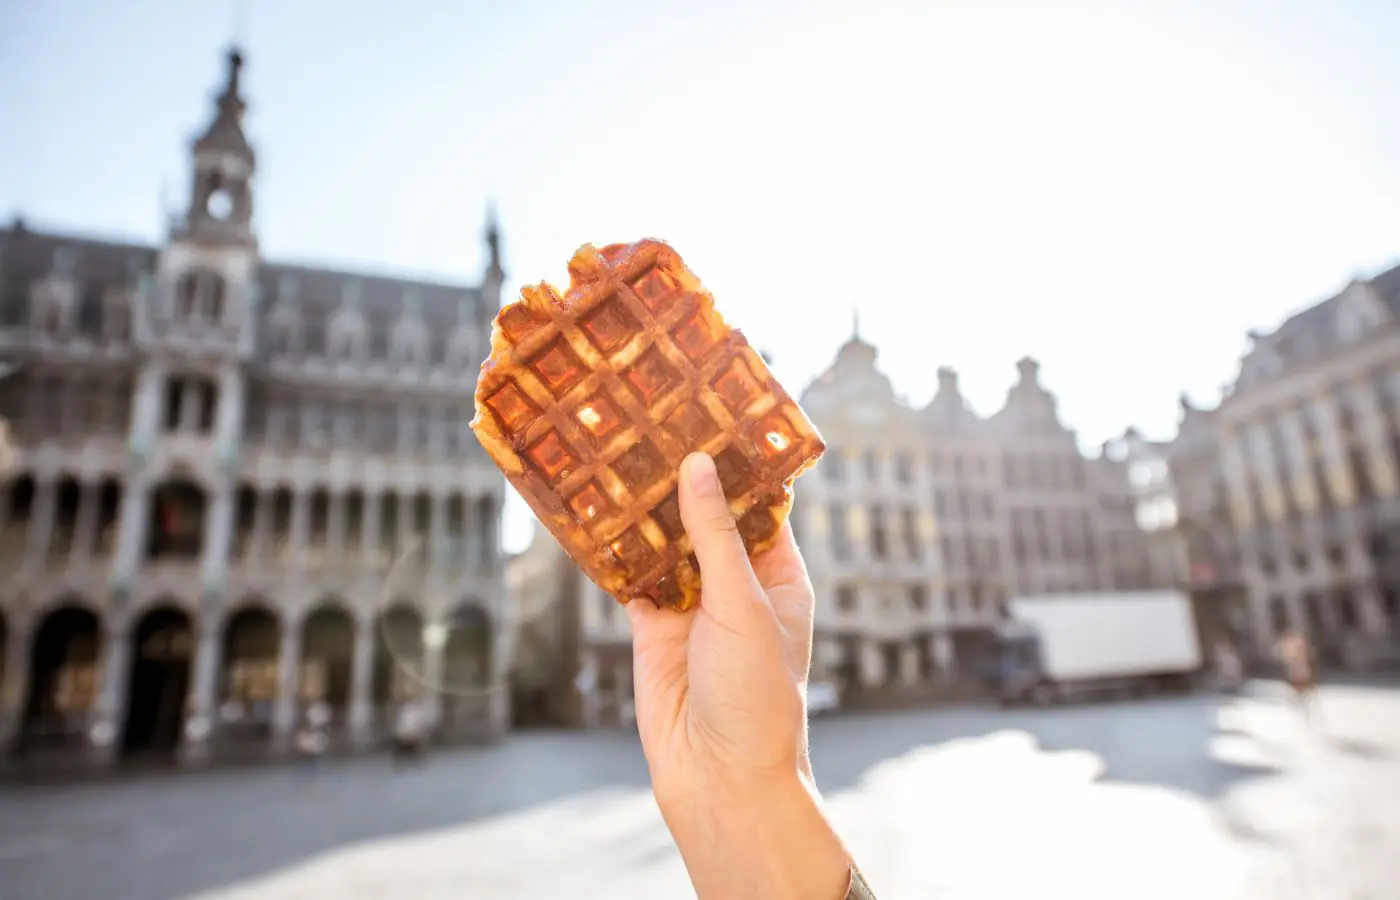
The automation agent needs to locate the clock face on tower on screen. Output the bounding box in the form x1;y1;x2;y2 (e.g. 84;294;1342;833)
206;188;234;221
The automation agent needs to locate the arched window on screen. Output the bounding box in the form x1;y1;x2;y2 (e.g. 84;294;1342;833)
207;276;226;321
173;269;227;322
176;273;199;319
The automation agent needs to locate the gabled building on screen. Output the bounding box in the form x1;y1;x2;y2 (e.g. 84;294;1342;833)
794;323;1157;701
0;48;509;772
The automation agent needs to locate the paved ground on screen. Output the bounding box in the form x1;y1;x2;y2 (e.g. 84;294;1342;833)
2;681;1398;900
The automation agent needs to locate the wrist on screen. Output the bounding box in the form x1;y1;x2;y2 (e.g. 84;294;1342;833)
659;770;853;900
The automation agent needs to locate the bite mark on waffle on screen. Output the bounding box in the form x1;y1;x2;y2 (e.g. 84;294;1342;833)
471;239;826;611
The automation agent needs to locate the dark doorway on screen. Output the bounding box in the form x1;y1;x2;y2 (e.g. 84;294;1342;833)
833;634;859;692
443;604;491;690
122;606;193;758
950;627;1000;682
300;604;354;721
440;603;491;737
19;604;101;755
374;604;424;709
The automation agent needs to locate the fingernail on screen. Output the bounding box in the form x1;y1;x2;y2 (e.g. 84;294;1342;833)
684;452;721;497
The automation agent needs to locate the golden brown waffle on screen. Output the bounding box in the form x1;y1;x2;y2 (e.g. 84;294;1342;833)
471;239;825;611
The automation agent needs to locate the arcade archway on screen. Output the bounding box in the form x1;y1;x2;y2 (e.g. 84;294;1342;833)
439;602;492;738
220;604;280;741
19;604;101;754
122;605;193;758
373;604;424;708
300;603;354;725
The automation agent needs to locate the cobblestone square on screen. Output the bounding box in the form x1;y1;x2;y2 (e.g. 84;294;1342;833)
3;683;1398;899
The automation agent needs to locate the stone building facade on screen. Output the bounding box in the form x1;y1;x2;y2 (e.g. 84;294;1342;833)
795;327;1157;701
505;531;636;730
1208;263;1400;666
0;49;508;771
505;324;1159;717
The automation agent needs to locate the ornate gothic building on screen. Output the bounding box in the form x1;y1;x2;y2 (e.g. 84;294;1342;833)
0;48;508;771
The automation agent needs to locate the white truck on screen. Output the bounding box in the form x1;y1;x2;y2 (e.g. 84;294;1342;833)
989;590;1204;705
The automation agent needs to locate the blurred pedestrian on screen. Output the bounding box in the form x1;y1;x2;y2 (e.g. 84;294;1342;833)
1213;638;1243;695
627;453;875;899
296;699;331;784
392;697;429;770
1275;629;1317;722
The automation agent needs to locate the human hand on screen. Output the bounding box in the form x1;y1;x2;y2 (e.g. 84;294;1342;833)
627;452;854;900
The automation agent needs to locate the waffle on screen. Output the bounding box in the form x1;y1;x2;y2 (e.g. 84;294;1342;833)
471;239;825;611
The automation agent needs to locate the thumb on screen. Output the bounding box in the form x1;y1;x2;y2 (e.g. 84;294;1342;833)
678;452;768;624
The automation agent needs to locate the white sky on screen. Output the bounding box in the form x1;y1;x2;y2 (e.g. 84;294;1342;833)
3;0;1398;553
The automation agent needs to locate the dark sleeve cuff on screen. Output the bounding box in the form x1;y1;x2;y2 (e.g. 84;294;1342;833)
845;866;876;899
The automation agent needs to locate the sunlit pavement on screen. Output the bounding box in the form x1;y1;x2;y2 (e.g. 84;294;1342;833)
3;683;1398;900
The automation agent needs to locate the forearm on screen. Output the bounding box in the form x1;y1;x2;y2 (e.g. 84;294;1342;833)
660;772;855;900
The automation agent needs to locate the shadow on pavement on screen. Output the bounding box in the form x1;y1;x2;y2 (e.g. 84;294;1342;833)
811;693;1281;803
1328;737;1394;761
3;693;1298;900
0;730;655;900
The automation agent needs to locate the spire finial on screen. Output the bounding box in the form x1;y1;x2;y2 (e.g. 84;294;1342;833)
484;201;503;279
224;46;244;99
852;305;861;341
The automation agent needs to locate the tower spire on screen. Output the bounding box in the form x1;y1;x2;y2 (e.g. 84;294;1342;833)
178;46;256;243
483;201;504;281
192;46;254;164
852;305;861;341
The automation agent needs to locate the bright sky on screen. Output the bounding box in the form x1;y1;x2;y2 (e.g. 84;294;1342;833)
3;0;1399;553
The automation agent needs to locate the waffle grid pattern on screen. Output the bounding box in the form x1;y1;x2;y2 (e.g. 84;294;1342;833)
471;240;825;608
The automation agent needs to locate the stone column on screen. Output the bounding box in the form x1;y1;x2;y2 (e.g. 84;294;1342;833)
289;490;310;569
23;474;56;573
129;362;167;449
1276;409;1317;512
72;481;101;566
327;493;347;565
1353;380;1399;497
1356;586;1388;637
1246;582;1276;655
247;490;272;563
1284;592;1308;641
900;642;920;686
180;616;222;766
577;648;599;729
1309;398;1356;507
87;618;131;769
481;495;500;572
199;486;234;591
1219;429;1256;530
403;493;425;567
858;638;883;687
429;492;447;570
612;662;633;728
0;616;31;756
272;613;303;754
348;613;375;749
361;488;382;573
112;477;152;588
421;620;446;731
216;366;245;445
931;632;955;682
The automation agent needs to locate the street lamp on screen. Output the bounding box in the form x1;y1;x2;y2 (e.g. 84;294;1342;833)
0;361;16;476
